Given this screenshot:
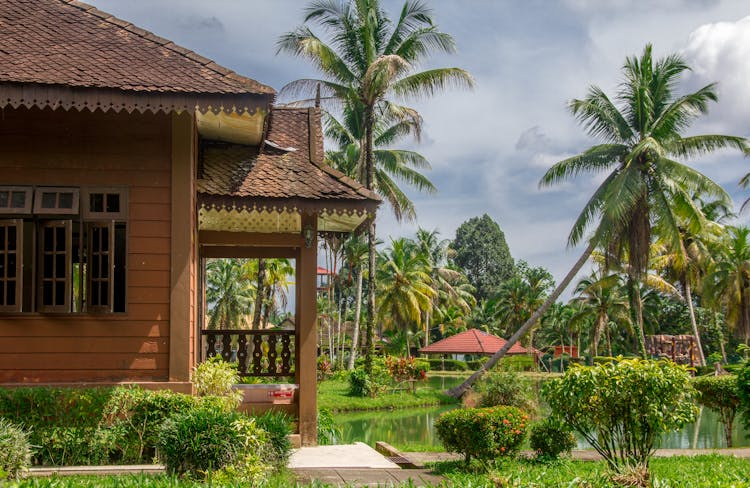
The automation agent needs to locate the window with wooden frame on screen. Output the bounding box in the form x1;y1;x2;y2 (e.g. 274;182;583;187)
82;188;128;220
0;187;32;214
37;220;72;312
33;187;79;215
0;220;23;312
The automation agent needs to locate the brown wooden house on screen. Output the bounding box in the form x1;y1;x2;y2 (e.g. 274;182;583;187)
0;0;379;445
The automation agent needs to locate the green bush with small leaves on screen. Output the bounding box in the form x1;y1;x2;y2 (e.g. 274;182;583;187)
192;356;242;410
693;375;741;447
477;371;537;415
529;417;576;460
435;406;529;464
253;410;292;467
737;361;750;436
428;358;469;371
0;418;31;479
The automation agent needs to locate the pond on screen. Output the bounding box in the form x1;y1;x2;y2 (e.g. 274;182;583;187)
332;375;750;450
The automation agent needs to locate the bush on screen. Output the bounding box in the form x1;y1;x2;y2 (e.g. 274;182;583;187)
738;361;750;436
157;406;269;478
435;406;528;464
0;418;31;479
693;375;741;447
317;408;341;446
477;371;537;415
428;358;469;371
192;356;242;410
543;359;697;475
529;417;576;461
385;356;429;393
499;355;536;372
348;358;390;397
253;411;292;467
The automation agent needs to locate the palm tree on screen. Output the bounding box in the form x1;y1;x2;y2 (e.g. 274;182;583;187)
376;237;436;355
279;0;473;373
570;272;630;358
205;259;254;330
448;44;747;398
704;226;750;347
343;234;369;369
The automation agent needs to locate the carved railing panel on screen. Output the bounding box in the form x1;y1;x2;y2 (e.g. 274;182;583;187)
201;329;296;377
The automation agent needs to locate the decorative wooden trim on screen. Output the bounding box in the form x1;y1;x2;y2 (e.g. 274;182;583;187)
0;187;32;215
32;187;79;215
81;187;129;220
199;230;304;247
200;246;298;259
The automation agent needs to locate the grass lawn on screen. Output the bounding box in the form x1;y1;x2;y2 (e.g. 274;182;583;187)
13;471;297;487
317;378;460;412
431;454;750;487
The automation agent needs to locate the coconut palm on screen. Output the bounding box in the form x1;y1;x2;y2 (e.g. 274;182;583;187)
343;234;369;369
570;272;630;358
376;237;436;355
448;44;747;398
206;259;254;330
279;0;473;373
704;226;750;347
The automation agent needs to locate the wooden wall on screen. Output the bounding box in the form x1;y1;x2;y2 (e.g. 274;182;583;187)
0;106;173;382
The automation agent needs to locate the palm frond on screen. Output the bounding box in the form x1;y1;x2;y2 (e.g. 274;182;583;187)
539;144;627;187
391;67;474;100
569;87;633;143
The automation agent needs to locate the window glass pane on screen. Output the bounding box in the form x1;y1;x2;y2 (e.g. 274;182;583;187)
7;227;15;251
7;253;15;278
55;281;65;306
91;227;100;253
43;227;53;252
43;254;53;278
41;192;56;209
0;282;4;304
106;194;120;213
101;226;109;244
55;254;66;278
101;255;109;275
42;282;52;305
100;282;108;305
0;192;8;208
10;192;25;209
0;227;5;251
90;194;104;213
6;280;15;305
55;227;66;251
92;254;99;278
58;193;73;209
0;258;4;278
114;224;126;313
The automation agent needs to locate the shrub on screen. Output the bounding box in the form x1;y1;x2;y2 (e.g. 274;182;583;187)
253;410;292;467
34;427;115;466
157;406;269;478
428;358;469;371
317;408;341;446
477;371;537;415
498;355;536;372
693;375;741;447
0;418;31;479
435;406;528;464
317;355;334;381
529;417;576;461
192;356;242;410
738;361;750;436
348;358;390;397
543;359;697;475
385;356;429;393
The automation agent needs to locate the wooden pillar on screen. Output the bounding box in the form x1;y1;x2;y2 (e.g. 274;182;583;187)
169;112;195;382
297;213;318;445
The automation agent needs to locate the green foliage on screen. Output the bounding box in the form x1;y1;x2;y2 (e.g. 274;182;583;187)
0;387;114;430
738;361;750;436
157;406;269;478
477;371;537;415
435;406;529;463
529;417;576;461
452;214;514;300
0;418;31;479
428;358;469;371
543;359;697;473
319;377;458;412
693;375;741;447
385;356;429;393
253;410;292;467
317;408;341;446
192;356;242;410
498;355;537;372
348;357;390;397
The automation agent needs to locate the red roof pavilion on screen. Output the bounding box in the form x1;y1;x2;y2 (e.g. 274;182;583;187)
419;328;536;356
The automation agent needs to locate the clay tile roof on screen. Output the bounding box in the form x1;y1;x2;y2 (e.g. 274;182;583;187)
419;329;532;355
198;107;381;209
0;0;274;113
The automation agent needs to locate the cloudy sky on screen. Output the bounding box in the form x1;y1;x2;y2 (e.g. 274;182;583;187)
91;0;750;289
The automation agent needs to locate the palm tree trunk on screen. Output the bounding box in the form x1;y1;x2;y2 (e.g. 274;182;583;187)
592;314;604;358
447;241;596;398
364;105;376;375
684;280;706;366
605;326;612;357
252;259;266;329
628;277;648;359
348;268;364;370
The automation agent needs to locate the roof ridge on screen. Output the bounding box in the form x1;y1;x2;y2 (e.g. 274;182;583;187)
61;0;274;94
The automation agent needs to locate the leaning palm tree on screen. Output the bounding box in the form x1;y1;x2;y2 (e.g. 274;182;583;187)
279;0;473;373
448;44;748;398
206;259;254;330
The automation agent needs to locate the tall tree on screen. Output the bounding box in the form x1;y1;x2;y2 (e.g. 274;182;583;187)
279;0;473;373
448;44;747;398
451;214;515;301
343;234;369;369
205;259;254;330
